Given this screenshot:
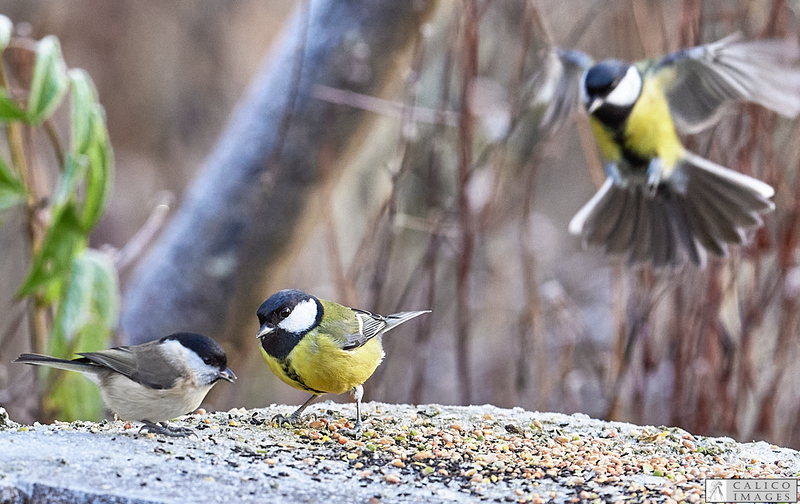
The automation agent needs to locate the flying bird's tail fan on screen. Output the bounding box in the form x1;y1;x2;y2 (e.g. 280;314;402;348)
569;153;774;268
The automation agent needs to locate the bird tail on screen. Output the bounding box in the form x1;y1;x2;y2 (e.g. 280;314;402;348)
569;153;774;268
15;354;101;383
383;311;431;333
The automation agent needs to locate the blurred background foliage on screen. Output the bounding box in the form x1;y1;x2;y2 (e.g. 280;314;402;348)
2;0;800;450
0;14;116;422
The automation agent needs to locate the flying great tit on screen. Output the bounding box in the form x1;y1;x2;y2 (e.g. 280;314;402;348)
537;34;800;267
256;289;430;429
15;332;236;437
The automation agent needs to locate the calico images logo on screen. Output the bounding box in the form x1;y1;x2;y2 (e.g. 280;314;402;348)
705;478;798;503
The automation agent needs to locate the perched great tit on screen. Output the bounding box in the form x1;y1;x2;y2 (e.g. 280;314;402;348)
256;289;429;429
15;332;236;437
538;34;800;267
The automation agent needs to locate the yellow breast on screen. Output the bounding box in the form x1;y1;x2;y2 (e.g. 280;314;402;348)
590;71;685;172
260;334;385;395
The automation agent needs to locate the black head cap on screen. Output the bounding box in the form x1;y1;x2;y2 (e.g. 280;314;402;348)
256;289;312;324
164;332;228;371
583;60;631;98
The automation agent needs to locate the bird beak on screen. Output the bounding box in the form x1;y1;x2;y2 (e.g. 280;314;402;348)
218;368;236;382
587;97;604;114
256;323;274;339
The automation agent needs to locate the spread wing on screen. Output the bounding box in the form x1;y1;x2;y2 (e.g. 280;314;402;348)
653;33;800;133
531;48;594;132
78;342;179;390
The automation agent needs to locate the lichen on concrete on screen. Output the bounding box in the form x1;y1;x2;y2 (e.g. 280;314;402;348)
0;403;798;503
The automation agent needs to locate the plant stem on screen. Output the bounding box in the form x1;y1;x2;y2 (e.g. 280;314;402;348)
43;119;65;170
0;49;48;355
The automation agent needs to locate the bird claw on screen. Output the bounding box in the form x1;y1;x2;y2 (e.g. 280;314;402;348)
139;421;196;438
270;412;309;427
338;423;363;438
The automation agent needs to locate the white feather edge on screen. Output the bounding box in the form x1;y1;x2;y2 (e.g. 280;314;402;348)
682;151;775;199
568;178;614;235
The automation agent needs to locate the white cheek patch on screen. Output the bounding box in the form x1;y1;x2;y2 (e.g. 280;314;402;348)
279;298;318;333
161;339;221;386
604;66;642;107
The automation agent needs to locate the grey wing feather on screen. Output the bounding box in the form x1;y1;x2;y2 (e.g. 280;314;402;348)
79;343;178;390
533;49;593;132
342;309;430;351
656;33;800;133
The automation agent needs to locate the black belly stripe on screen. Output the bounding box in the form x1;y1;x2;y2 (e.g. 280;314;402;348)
619;143;651;172
280;359;325;394
594;103;652;172
610;127;652;172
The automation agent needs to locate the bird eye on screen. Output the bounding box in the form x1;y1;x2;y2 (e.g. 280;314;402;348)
279;307;291;319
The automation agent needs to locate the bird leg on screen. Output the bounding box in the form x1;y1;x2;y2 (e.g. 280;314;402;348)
606;163;627;187
353;384;364;430
338;385;366;438
139;421;195;438
646;158;664;196
272;394;319;426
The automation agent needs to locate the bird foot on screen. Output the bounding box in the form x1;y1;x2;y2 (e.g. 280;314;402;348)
338;418;366;438
271;412;312;427
139;421;196;438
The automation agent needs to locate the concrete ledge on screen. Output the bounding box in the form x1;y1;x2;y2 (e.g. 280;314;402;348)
0;404;798;503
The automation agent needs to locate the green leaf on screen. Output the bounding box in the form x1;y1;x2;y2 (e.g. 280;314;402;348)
81;108;113;230
17;204;87;297
46;372;104;422
69;69;98;155
0;15;11;53
52;154;88;208
66;69;114;230
0;87;26;122
26;35;69;125
0;155;26;212
45;249;117;422
53;249;119;343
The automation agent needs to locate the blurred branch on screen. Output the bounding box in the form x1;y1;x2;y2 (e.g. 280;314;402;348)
679;0;702;47
313;85;458;126
454;0;479;406
112;191;173;273
319;136;356;307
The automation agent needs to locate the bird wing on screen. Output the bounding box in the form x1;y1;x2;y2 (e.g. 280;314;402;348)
343;309;430;350
315;300;429;351
532;49;594;132
341;309;389;351
78;342;179;390
652;33;800;133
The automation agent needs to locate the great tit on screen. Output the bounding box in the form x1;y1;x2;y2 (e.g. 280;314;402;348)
538;34;800;267
256;289;430;429
15;332;236;437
